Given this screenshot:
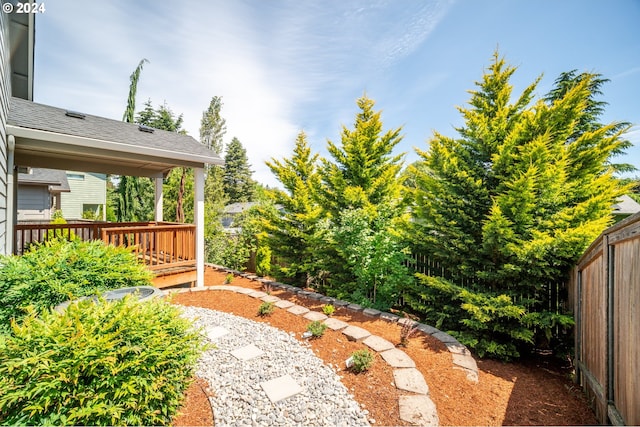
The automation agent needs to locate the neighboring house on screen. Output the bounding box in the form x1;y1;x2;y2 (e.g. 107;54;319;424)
221;202;258;233
612;194;640;222
17;167;69;220
60;171;107;220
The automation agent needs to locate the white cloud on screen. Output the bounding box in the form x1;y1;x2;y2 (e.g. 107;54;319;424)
34;0;453;187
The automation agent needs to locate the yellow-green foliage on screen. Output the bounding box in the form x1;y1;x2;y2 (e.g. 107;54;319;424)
406;53;628;359
0;238;153;334
0;296;206;426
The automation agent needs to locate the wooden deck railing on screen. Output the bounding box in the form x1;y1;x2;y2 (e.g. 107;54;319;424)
14;221;196;269
101;223;195;269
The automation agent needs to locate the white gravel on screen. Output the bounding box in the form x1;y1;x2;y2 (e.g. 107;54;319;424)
179;305;371;427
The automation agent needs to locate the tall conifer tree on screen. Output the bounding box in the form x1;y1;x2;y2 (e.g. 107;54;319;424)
314;95;410;307
223;137;255;203
260;131;322;286
407;53;631;358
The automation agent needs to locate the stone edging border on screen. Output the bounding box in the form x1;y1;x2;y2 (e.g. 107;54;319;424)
207;264;479;383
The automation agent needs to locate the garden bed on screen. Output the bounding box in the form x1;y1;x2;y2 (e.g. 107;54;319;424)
172;267;596;426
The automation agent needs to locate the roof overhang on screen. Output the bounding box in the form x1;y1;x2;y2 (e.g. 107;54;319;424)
7;97;224;178
8;124;220;178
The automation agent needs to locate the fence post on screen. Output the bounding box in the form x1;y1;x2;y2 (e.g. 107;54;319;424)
606;238;615;423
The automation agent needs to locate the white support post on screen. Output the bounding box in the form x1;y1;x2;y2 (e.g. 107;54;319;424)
154;177;163;222
194;167;205;287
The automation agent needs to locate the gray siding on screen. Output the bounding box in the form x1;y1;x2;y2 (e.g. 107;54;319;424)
0;11;10;254
17;185;49;220
60;171;106;219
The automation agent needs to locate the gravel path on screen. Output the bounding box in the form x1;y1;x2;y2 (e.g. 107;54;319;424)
180;305;371;427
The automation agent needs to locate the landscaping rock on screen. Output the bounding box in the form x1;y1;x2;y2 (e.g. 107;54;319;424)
287;305;310;316
261;295;280;303
379;348;415;368
323;317;349;331
274;300;295;309
363;335;395;352
393;368;429;394
342;325;372;342
398;395;439;426
304;311;328;322
362;308;382;317
431;331;460;344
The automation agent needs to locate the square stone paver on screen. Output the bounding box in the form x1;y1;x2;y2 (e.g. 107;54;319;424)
249;291;268;298
231;344;265;361
304;311;328;322
261;295;281;303
393;368;429;394
379;348;415;368
260;375;304;403
235;288;255;295
323;317;349;331
287;305;310;316
275;299;295;308
275;300;295;309
205;326;229;340
342;325;371;342
399;395;439;426
363;335;395;352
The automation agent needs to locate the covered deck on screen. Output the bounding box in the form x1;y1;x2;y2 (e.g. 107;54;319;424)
6;97;224;288
15;220;198;288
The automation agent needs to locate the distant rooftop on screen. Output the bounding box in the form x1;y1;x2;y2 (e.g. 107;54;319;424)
612;194;640;215
18;168;70;192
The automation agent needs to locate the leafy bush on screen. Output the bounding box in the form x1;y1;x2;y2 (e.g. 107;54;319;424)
257;301;274;316
349;349;374;373
224;273;234;284
0;296;206;426
306;320;327;338
0;238;153;334
322;304;335;316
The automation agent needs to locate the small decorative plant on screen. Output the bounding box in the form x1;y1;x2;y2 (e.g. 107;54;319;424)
348;349;374;373
322;304;335;317
257;301;274;317
399;312;420;347
306;320;328;338
224;273;234;284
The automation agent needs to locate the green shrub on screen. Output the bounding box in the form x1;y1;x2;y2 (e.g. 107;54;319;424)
0;296;206;426
257;301;274;316
0;238;153;334
322;304;335;316
306;320;327;338
349;349;374;373
224;273;234;284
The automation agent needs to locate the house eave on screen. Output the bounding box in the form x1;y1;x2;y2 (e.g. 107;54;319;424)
8;124;224;178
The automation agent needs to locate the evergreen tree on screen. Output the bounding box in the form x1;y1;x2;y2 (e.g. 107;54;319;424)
259;131;323;286
200;96;227;155
136;101;191;222
116;59;152;222
223;137;255;203
407;53;631;359
317;95;405;220
314;96;410;308
544;70;634;173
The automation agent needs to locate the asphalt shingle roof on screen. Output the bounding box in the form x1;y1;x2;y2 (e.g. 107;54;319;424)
8;97;222;164
18;168;70;191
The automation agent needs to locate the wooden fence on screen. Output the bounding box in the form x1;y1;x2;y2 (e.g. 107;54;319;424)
569;211;640;425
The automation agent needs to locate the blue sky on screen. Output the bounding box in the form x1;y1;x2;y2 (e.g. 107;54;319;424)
34;0;640;187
